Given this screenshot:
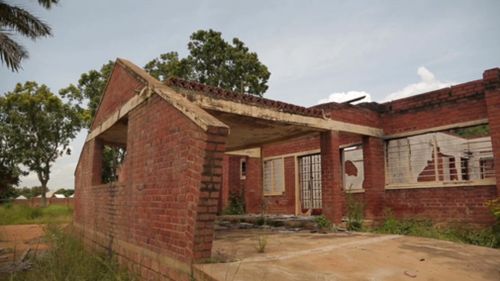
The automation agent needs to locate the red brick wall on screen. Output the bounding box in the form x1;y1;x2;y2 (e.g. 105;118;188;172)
263;156;296;214
245;157;263;213
312;102;382;128
91;62;143;130
382;80;488;135
362;136;385;220
384;186;497;224
320;131;344;223
75;93;228;280
484;68;500;195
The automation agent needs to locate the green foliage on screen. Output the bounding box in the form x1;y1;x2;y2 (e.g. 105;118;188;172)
54;188;74;198
485;198;500;245
0;0;58;71
255;235;268;253
101;145;126;184
144;52;192;82
222;193;245;215
314;215;332;230
375;211;499;248
59;61;115;128
345;191;364;231
14;186;44;199
0;115;22;196
0;81;84;206
485;198;500;220
255;215;266;226
452;124;490;138
8;224;136;281
0;185;17;200
146;29;270;96
0;204;73;225
62;30;270;129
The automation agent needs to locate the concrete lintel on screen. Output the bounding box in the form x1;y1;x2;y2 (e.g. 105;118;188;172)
181;93;384;137
225;147;261;158
86;92;150;142
155;86;229;132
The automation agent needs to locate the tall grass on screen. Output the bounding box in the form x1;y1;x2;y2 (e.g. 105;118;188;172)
8;224;136;281
374;216;499;248
0;204;73;225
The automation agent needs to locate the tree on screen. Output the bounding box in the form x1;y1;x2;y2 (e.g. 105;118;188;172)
146;29;270;96
54;188;74;197
61;29;271;131
0;0;59;71
0;81;83;206
0;103;22;199
59;61;114;128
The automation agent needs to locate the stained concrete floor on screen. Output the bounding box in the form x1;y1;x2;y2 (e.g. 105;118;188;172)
194;229;500;281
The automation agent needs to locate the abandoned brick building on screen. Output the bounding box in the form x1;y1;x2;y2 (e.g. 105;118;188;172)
74;58;500;280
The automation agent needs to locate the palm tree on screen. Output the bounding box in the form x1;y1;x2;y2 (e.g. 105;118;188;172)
0;0;59;71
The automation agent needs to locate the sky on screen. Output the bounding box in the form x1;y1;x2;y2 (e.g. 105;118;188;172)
1;0;499;190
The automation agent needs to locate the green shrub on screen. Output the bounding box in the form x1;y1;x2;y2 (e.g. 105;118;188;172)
222;193;245;215
255;215;266;226
255;235;268;253
9;224;136;281
375;210;498;248
314;215;332;230
345;191;364;231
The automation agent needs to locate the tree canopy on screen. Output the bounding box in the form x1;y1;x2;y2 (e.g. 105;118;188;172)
0;81;83;205
146;29;270;96
0;0;59;71
60;29;271;130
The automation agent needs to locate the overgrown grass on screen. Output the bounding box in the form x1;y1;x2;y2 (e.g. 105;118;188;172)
374;216;499;248
8;224;136;281
0;204;73;225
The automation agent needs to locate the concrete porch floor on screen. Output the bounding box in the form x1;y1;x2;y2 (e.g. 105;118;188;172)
194;229;500;281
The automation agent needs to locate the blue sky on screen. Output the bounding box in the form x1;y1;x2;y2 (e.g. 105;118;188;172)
1;0;499;189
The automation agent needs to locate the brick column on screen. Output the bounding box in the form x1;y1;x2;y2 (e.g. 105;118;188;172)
91;139;104;185
320;131;344;224
362;136;386;221
484;68;500;196
192;126;228;261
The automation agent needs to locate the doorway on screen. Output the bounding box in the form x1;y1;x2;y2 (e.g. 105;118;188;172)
298;153;322;210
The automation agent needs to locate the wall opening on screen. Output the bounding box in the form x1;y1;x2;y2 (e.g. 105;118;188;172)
342;145;364;191
298;153;322;210
263;157;285;196
385;124;495;186
95;118;128;185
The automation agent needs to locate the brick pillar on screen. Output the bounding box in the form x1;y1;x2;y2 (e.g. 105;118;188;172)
91;139;104;185
219;155;230;213
320;131;344;224
244;157;263;214
362;136;386;221
484;68;500;196
192;126;228;261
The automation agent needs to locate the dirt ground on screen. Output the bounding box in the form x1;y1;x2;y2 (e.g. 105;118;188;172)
0;224;47;278
195;229;500;281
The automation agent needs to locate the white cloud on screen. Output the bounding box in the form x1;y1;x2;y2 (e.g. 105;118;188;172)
318;91;372;104
383;67;454;102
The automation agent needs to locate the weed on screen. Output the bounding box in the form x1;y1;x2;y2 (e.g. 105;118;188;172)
222;193;245;215
345;186;364;231
0;204;73;225
255;235;268;253
255;215;266;226
8;224;136;281
374;210;499;248
314;215;332;231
